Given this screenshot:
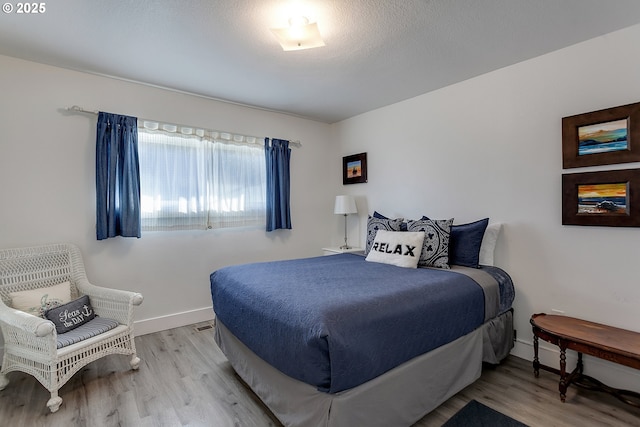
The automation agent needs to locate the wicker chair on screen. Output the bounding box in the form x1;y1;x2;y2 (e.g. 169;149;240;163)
0;243;143;412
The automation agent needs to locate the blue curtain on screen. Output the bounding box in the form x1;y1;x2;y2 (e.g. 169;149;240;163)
265;138;292;231
96;112;141;240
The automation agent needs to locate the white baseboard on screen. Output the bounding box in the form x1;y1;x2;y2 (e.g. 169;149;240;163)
511;338;640;393
133;306;215;336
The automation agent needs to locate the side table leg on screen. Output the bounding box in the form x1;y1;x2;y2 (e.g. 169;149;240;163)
559;345;567;402
533;334;540;377
577;352;583;375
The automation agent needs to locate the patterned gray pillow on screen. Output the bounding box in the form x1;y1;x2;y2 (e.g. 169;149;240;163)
365;216;405;254
45;295;96;334
407;218;454;269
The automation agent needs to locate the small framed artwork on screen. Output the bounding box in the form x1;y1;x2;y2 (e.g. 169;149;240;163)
562;168;640;227
562;101;640;168
343;152;367;185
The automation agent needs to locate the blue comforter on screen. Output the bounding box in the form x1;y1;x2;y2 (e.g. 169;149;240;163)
210;254;510;393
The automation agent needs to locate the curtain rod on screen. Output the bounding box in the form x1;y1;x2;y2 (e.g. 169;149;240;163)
65;105;302;147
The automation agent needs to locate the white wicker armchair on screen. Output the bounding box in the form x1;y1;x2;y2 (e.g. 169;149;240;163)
0;243;143;412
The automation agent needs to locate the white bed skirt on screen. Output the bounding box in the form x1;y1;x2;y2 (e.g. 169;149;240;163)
215;320;488;427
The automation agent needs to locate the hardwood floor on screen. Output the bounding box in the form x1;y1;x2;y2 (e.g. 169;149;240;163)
1;322;639;426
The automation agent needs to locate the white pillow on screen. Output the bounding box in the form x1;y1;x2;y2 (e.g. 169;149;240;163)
365;230;425;268
9;281;72;318
479;223;502;266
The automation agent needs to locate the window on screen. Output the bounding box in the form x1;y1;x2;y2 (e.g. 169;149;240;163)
138;128;266;231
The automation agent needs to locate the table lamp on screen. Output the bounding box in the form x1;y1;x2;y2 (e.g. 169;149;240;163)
334;195;357;249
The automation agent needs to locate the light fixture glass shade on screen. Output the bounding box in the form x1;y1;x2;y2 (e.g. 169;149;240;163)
270;18;325;51
334;195;357;215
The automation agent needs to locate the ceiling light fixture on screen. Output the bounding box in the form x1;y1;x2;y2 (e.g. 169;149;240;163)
270;16;325;51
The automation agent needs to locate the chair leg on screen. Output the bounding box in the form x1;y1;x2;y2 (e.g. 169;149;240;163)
0;373;9;390
47;391;63;413
130;355;141;370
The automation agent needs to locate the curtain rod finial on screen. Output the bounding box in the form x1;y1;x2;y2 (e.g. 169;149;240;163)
66;105;99;115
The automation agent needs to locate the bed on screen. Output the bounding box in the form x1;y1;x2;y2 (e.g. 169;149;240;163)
209;219;514;426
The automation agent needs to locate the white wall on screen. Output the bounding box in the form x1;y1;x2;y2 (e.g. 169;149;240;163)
334;24;640;390
0;55;338;334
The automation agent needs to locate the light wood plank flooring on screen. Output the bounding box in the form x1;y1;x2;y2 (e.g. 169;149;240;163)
1;322;639;426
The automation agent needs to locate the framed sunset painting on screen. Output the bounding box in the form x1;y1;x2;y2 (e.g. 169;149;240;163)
562;102;640;168
578;119;628;156
562;169;640;227
577;182;627;215
343;152;367;185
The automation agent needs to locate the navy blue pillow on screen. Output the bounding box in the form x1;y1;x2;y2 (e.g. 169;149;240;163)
373;211;408;231
448;218;489;268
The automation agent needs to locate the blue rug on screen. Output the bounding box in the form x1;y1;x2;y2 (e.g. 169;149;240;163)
442;400;528;427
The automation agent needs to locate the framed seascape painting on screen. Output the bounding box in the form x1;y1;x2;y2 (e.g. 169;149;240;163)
562;169;640;227
562;102;640;168
343;152;367;185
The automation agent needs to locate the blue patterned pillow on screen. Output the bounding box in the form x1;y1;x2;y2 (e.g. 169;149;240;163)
407;218;453;269
365;216;405;254
373;211;408;231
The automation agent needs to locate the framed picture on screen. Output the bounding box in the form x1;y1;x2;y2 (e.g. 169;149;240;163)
343;152;367;185
562;101;640;168
562;168;640;227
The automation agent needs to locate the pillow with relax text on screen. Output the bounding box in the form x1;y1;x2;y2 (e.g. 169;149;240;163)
365;230;425;268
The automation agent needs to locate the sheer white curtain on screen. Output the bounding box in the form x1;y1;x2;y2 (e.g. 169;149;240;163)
138;128;266;231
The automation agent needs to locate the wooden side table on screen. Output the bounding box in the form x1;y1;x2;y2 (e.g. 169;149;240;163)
530;313;640;407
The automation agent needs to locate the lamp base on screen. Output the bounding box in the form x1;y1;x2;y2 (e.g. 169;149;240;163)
339;244;352;250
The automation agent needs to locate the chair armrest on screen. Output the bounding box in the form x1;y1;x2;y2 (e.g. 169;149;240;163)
0;302;55;337
75;279;143;325
76;279;143;305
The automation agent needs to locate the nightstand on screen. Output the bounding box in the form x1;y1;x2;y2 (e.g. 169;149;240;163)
322;247;364;256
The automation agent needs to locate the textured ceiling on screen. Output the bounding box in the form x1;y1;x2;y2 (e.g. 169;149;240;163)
2;0;640;123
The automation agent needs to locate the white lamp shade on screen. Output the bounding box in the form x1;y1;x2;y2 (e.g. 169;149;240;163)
334;195;357;215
